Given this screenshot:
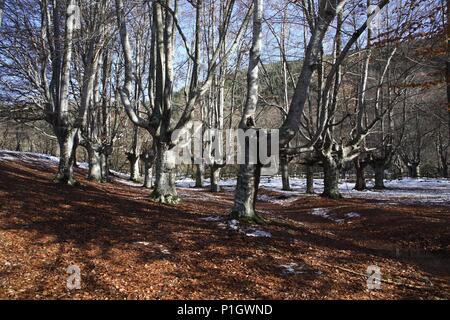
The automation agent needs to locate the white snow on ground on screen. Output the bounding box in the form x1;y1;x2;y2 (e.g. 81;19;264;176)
108;170;145;187
198;216;272;238
135;241;150;246
0;150;91;169
2;150;448;206
257;194;299;206
279;263;305;275
311;208;362;224
199;216;223;222
345;212;361;218
311;207;331;219
228;219;240;231
245;229;272;238
179;175;449;206
114;178;143;187
176;177;236;189
336;178;450;205
0;150;60;165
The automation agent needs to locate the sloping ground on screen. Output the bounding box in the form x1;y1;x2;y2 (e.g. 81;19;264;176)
0;152;448;299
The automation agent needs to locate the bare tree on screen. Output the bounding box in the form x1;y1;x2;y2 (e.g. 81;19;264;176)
115;0;250;203
231;0;264;221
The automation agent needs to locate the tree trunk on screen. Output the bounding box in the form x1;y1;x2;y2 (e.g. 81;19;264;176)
442;162;449;179
408;163;419;178
280;154;291;191
322;157;342;199
232;163;262;222
306;165;314;194
231;0;263;222
354;159;366;191
87;147;102;182
373;163;385;189
194;163;204;188
150;141;179;204
55;131;77;185
127;153;140;182
210;165;221;192
143;157;153;189
101;145;112;182
0;0;4;28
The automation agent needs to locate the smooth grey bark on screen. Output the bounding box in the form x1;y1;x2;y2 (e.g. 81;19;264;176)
232;163;262;222
279;0;348;147
354;158;367;191
437;131;449;178
407;163;420;178
143;165;153;189
144;167;153;188
100;150;111;182
210;165;221;193
54;0;77;184
306;165;314;194
142;151;154;189
127;152;140;182
442;163;449;179
0;0;4;27
55;130;77;185
355;166;366;191
195;163;204;188
150;140;179;203
232;0;263;222
87;146;102;181
127;124;141;181
116;0;246;203
373;163;385;189
280;154;291;191
322;156;342;199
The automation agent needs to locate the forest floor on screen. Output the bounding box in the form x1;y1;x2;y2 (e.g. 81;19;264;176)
0;151;449;300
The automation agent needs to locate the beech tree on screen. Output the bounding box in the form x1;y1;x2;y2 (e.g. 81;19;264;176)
115;0;251;203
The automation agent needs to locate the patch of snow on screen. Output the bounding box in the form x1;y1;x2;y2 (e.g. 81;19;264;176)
110;169;130;180
257;194;299;206
245;229;272;238
311;208;331;219
135;241;150;246
199;216;223;222
311;208;345;224
206;217;273;239
0;155;16;161
114;178;142;187
0;150;59;164
279;263;305;275
78;162;89;170
4;150;448;207
228;219;239;230
176;178;197;188
345;212;361;218
203;176;450;207
176;177;237;189
0;150;92;169
160;249;171;255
